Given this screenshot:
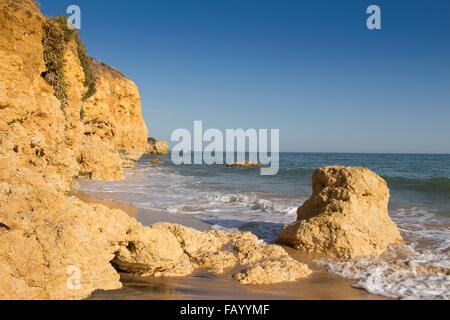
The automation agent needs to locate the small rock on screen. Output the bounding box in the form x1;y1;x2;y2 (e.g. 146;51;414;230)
226;161;262;168
144;138;169;156
146;158;162;164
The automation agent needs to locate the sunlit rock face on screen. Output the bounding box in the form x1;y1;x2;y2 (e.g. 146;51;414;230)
144;138;169;156
0;0;147;299
279;166;403;259
0;1;309;300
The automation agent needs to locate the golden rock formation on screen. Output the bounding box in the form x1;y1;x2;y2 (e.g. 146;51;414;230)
278;166;403;259
144;137;169;156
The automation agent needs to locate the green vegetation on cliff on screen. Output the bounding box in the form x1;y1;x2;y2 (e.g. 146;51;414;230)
42;18;67;109
41;15;96;115
75;34;97;101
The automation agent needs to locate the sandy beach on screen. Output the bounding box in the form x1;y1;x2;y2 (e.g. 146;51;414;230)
72;190;389;300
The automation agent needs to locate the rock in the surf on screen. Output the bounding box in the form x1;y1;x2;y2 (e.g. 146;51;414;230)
278;166;403;259
144;138;169;156
226;161;262;168
146;158;163;164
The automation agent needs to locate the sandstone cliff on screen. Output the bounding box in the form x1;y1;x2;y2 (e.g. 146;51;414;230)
278;166;403;259
0;0;147;299
0;0;310;299
0;0;148;186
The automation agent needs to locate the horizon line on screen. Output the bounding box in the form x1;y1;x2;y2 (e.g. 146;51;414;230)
159;151;450;156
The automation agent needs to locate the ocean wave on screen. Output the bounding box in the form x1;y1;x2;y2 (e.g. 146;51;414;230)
384;176;450;193
277;167;316;175
205;192;298;215
317;244;450;300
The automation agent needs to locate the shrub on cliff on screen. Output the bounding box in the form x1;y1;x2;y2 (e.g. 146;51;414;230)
53;14;76;42
75;34;97;101
54;14;96;102
42;18;67;108
41;15;96;116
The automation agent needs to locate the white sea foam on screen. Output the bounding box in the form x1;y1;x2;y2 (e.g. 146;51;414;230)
318;207;450;300
205;192;298;215
318;244;450;300
76;165;302;241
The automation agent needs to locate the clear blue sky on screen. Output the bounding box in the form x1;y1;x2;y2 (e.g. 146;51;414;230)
39;0;450;153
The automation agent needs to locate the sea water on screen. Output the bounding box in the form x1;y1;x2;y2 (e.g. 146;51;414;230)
77;152;450;300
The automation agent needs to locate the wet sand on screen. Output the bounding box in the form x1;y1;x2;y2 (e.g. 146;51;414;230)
72;190;389;300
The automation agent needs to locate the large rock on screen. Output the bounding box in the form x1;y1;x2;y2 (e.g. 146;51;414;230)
144;137;169;156
0;182;198;299
112;225;194;277
278;166;403;259
153;224;311;283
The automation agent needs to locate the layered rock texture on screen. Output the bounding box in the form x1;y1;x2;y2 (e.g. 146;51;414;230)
113;223;311;283
0;0;310;300
144;137;169;156
0;0;148;299
278;166;403;259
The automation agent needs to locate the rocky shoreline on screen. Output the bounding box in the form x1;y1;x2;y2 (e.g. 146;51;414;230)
76;190;390;300
0;0;403;300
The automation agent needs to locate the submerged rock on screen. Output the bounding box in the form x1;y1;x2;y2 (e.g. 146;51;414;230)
278;166;403;259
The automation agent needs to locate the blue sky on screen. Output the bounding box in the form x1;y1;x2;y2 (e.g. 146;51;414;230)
39;0;450;153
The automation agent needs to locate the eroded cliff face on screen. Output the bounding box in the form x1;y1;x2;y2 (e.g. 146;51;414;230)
0;0;148;186
83;57;148;168
0;0;147;299
0;1;310;300
0;0;77;192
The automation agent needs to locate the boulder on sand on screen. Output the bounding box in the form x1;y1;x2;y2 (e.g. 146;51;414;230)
278;166;403;259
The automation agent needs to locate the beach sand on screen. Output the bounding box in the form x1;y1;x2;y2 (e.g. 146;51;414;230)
72;190;389;300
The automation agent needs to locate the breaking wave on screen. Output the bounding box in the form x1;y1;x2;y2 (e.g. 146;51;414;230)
205;192;298;215
317;206;450;300
317;244;450;300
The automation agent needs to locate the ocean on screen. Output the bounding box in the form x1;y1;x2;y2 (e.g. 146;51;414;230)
77;152;450;300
